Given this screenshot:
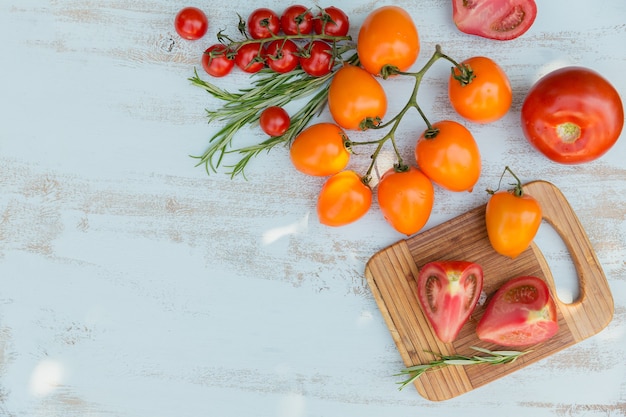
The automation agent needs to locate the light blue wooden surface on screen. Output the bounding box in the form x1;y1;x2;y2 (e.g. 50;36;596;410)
1;0;625;416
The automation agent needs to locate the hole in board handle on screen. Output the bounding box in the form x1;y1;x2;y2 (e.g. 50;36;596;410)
534;220;580;304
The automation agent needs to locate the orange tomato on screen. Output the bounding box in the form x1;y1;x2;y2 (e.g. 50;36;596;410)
317;170;372;226
357;6;420;76
328;65;387;130
290;123;350;176
376;166;434;235
485;187;542;258
415;120;481;192
448;56;512;124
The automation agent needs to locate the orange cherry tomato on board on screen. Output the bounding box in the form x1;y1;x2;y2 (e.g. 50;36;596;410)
448;56;512;124
328;65;387;130
357;6;420;76
415;120;481;192
377;166;434;235
290;123;350;176
485;168;542;258
317;171;372;227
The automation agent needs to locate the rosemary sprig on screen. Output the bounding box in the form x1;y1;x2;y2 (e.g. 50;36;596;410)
396;346;529;391
190;53;359;177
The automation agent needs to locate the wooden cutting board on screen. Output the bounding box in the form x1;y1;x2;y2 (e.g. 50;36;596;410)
364;180;614;401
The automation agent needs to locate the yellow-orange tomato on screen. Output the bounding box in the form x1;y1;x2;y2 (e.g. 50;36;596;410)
448;56;512;124
357;6;420;76
290;123;350;176
328;65;387;130
317;170;372;226
415;120;481;192
377;166;434;235
486;188;542;258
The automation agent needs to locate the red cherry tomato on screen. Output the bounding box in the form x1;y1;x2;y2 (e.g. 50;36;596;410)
327;65;387;130
448;56;512;123
317;171;372;227
452;0;537;41
376;166;434;235
234;43;265;73
247;8;280;39
290;123;350;176
299;40;334;77
280;4;313;35
259;106;290;137
417;261;484;343
174;7;208;40
264;39;299;73
476;276;559;347
201;44;235;77
521;66;624;164
313;6;350;37
357;6;420;76
415;120;481;192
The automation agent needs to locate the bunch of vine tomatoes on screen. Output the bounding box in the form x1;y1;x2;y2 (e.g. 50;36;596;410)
176;4;623;242
175;5;351;77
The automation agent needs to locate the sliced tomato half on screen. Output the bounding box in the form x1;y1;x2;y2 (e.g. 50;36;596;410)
452;0;538;41
476;276;559;347
417;261;484;343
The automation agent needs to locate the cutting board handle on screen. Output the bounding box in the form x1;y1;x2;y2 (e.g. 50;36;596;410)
523;180;614;342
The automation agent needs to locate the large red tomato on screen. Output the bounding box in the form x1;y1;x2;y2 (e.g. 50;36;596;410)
452;0;537;41
417;261;484;343
476;275;559;347
521;66;624;164
327;65;387;130
357;6;420;76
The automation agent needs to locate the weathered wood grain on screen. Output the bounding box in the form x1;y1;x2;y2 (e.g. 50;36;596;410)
0;0;625;416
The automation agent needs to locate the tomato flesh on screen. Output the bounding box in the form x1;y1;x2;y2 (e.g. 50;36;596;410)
521;66;624;164
452;0;537;41
417;261;484;343
477;276;558;347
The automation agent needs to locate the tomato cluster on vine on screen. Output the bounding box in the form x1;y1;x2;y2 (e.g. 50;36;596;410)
180;5;524;237
179;5;352;78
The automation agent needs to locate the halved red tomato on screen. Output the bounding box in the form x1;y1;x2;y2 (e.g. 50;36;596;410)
417;261;484;343
452;0;537;41
476;275;559;347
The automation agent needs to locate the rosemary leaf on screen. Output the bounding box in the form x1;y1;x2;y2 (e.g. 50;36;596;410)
396;346;529;391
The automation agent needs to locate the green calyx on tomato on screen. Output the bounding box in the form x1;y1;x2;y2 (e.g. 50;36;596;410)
521;66;624;164
417;261;484;343
476;275;559;347
485;166;542;258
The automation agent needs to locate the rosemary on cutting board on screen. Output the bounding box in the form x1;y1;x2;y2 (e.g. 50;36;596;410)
396;346;529;391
